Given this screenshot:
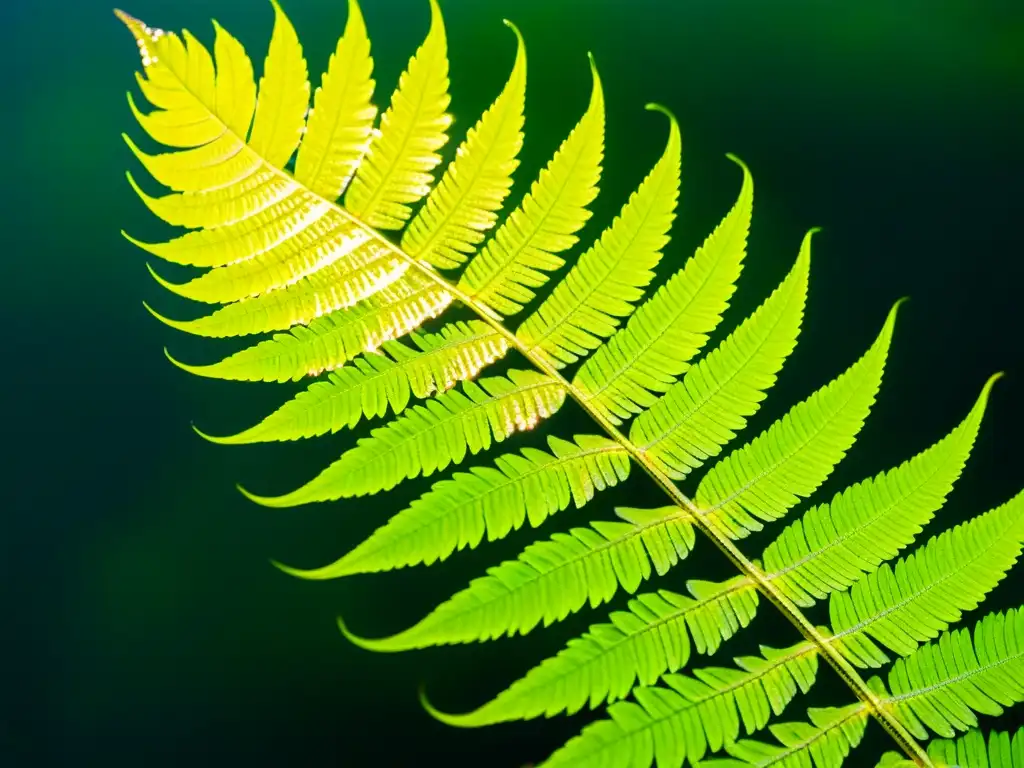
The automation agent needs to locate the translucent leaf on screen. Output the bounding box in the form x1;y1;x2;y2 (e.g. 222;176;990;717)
763;375;997;607
277;435;629;578
630;232;810;483
710;704;868;768
427;576;758;725
293;0;377;200
516;105;682;367
401;21;526;269
697;298;901;539
541;641;818;768
924;728;1024;767
247;0;309;168
344;505;693;651
829;489;1024;668
458;56;604;316
168;275;452;382
241;369;567;506
201;321;507;443
344;0;450;229
575;155;753;424
881;607;1024;739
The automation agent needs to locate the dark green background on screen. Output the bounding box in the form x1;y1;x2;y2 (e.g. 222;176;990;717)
4;0;1022;766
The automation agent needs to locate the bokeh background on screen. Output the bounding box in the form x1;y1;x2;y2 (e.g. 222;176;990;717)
3;0;1022;766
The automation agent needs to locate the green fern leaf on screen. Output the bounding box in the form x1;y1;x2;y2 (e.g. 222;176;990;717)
762;374;996;607
703;704;868;768
540;641;818;768
574;155;753;424
458;57;604;317
125;154;291;230
143;219;377;305
829;489;1024;668
147;243;408;337
120;195;316;268
515;105;682;367
630;232;809;481
168;276;452;382
115;5;1023;767
275;435;629;578
914;728;1024;767
200;321;507;443
696;299;899;539
342;0;450;229
241;369;567;506
292;0;376;200
432;575;759;725
545;375;998;767
247;0;309;168
122;130;260;193
343;505;695;651
400;21;526;269
879;606;1024;740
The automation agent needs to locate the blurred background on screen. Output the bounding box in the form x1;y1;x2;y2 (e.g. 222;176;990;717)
2;0;1022;765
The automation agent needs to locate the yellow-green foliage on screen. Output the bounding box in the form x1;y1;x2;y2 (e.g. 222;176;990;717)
117;2;1023;765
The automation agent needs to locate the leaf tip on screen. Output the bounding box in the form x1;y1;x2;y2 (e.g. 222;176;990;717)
983;370;1005;394
270;559;317;579
145;262;187;295
237;483;293;508
337;615;414;653
799;226;823;264
142;301;190;332
270;552;359;581
162;347;211;378
883;295;909;329
192;422;236;445
121;229;152;253
724;152;751;176
419;686;486;728
113;8;138;27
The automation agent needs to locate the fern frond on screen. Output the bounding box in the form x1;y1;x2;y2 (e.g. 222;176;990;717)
887;727;1024;767
630;234;809;482
400;21;526;269
879;606;1024;740
344;505;695;651
168;276;452;382
293;0;376;200
762;375;996;607
458;57;604;317
706;704;868;768
574;155;752;424
829;489;1024;668
275;435;630;579
695;298;899;539
148;235;404;337
515;105;682;367
247;0;309;168
539;641;818;768
342;0;450;229
122;131;259;193
201;321;507;443
143;210;368;304
116;6;1022;767
122;16;254;145
121;2;429;354
126;165;294;230
432;576;758;725
241;369;567;506
121;194;314;268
